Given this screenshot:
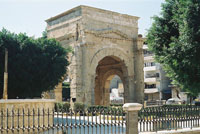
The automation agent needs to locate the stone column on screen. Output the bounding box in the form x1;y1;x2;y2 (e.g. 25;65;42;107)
123;103;143;134
54;82;62;102
104;80;111;106
3;49;8;99
133;35;144;103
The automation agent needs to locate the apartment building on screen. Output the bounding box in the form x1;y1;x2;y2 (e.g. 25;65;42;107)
143;44;171;101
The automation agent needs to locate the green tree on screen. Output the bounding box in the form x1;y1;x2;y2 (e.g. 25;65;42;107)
0;29;71;98
42;28;47;39
147;0;200;96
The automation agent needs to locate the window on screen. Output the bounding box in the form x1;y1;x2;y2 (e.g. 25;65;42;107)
143;50;153;56
144;62;155;67
145;84;156;89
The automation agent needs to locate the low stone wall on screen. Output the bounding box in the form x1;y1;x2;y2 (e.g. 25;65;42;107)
0;99;55;134
0;99;55;109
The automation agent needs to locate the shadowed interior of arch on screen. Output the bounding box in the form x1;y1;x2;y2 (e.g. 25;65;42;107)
94;56;128;106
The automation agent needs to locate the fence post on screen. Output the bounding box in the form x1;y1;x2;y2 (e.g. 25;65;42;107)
123;103;143;134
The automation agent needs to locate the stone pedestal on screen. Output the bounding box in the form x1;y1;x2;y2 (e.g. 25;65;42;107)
123;103;143;134
3;72;8;99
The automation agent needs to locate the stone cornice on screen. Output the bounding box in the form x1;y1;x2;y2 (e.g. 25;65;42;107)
47;16;82;32
46;6;82;22
84;29;135;41
54;29;137;42
46;5;139;23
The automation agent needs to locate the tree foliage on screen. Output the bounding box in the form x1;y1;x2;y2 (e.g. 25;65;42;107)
0;29;71;98
147;0;200;96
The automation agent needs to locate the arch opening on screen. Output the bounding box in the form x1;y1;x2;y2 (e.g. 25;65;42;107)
94;56;128;106
109;75;124;104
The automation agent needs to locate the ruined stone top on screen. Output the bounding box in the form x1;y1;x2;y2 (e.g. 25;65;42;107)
46;5;139;29
46;5;139;23
46;5;139;40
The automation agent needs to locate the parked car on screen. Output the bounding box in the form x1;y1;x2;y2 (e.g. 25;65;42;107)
166;98;182;105
194;99;200;106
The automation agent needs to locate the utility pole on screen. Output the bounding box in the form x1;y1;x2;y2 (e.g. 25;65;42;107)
3;48;8;99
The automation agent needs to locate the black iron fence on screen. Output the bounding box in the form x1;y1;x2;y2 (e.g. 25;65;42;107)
138;105;200;132
0;108;126;134
1;104;200;133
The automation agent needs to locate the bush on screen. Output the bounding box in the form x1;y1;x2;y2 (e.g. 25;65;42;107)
195;102;200;106
55;102;70;112
87;105;123;115
63;102;70;111
55;102;63;112
74;103;86;112
110;104;123;107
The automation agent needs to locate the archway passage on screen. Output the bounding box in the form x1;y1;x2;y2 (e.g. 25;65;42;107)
94;56;128;106
109;75;124;104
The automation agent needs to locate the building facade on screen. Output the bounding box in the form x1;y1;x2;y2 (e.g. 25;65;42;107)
143;44;171;101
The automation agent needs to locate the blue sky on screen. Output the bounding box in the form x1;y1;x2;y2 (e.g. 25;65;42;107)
0;0;165;37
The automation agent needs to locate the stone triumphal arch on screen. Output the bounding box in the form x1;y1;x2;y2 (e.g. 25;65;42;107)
46;5;144;105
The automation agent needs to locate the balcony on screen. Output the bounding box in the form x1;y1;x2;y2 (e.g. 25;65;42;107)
145;73;159;78
144;66;157;71
144;88;159;94
144;73;160;83
144;78;157;83
144;53;154;57
144;56;154;62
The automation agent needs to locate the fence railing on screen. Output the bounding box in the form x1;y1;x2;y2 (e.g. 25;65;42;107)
0;108;126;134
138;105;200;132
1;104;200;133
